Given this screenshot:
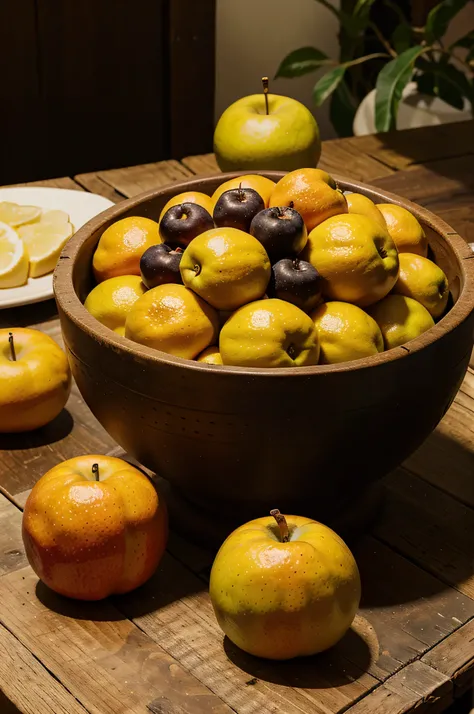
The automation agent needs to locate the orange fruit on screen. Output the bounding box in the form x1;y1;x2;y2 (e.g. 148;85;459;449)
93;216;160;283
345;193;387;230
125;283;218;359
159;192;213;222
392;253;449;319
196;345;223;365
303;214;399;307
211;175;276;208
377;204;428;256
269;168;347;231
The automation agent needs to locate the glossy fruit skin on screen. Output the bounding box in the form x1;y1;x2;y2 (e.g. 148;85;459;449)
369;294;434;350
159;191;214;222
140;243;183;289
159;203;214;249
180;227;271;311
311;301;384;364
22;455;167;600
345;193;387;230
84;275;147;335
125;283;218;359
303;214;399;307
214;94;321;172
269;169;347;231
209;514;361;660
220;298;320;368
93;216;160;283
250;206;307;262
377;204;428;256
0;328;71;433
196;345;223;365
392;253;449;319
211;175;276;208
213;187;265;233
268;258;322;312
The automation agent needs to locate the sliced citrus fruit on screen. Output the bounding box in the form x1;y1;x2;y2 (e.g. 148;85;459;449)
0;201;41;227
0;222;29;288
18;221;73;278
40;209;72;227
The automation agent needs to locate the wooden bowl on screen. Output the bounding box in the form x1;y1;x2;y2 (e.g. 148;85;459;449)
54;173;474;525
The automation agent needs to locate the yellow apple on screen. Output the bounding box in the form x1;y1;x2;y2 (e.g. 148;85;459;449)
214;93;321;172
209;510;361;659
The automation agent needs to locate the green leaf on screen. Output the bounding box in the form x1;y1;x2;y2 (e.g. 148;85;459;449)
312;66;346;107
391;23;412;54
375;46;426;132
329;80;357;136
275;47;329;79
449;29;474;50
425;0;469;43
418;60;474;109
312;0;363;38
382;0;408;23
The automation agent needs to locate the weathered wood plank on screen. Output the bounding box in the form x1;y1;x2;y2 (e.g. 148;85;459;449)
345;661;452;714
422;618;474;697
320;140;395;182
349;121;474;171
74;172;125;203
181;154;221;177
374;468;474;598
95;160;193;199
0;567;233;714
0;494;28;576
0;622;89;714
404;392;474;509
372;154;474;243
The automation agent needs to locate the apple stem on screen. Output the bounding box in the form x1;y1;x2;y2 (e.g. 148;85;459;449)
92;463;99;481
270;509;289;542
8;333;16;362
262;76;269;115
238;182;245;202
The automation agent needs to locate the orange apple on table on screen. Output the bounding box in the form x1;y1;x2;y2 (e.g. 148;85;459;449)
209;510;360;659
22;455;168;600
0;328;71;433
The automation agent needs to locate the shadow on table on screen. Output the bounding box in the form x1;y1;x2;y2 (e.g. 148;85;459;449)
0;299;58;329
0;409;74;450
223;626;372;688
35;580;125;622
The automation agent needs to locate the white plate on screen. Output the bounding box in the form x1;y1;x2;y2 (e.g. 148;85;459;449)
0;187;114;309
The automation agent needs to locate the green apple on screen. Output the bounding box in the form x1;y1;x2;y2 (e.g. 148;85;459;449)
214;93;321;172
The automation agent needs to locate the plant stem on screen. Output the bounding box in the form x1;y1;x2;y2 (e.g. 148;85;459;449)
369;22;397;58
270;509;289;542
8;333;16;362
430;46;474;75
262;76;269;115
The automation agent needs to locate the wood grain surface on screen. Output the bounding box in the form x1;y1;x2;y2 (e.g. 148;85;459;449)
1;122;473;714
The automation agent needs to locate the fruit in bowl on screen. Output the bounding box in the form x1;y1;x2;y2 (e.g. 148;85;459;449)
84;168;448;369
55;171;474;521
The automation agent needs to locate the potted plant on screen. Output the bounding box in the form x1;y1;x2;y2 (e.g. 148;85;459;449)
276;0;473;136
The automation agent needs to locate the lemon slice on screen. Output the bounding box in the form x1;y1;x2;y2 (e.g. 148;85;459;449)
0;201;41;227
0;222;29;288
40;209;72;227
18;221;73;278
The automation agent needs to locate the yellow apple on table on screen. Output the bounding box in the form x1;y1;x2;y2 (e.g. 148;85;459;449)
0;328;71;432
209;509;361;659
214;78;321;172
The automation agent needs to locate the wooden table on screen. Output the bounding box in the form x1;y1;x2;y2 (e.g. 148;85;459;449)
1;122;473;714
